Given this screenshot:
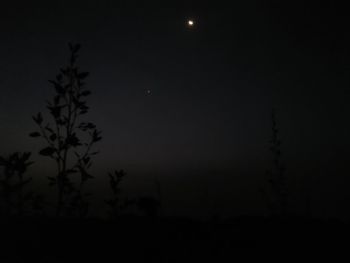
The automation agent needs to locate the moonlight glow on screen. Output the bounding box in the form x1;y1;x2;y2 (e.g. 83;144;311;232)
188;20;194;27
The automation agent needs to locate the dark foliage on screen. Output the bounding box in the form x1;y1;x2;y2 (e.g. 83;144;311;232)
105;170;134;218
30;43;101;217
136;196;161;218
263;109;288;217
0;152;37;217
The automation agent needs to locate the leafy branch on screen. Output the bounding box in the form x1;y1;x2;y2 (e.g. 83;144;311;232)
264;109;288;217
0;152;35;217
30;43;101;217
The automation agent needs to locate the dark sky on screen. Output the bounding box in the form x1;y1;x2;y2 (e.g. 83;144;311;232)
1;0;349;218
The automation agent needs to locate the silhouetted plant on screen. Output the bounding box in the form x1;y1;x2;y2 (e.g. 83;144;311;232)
105;170;133;218
264;109;288;217
105;171;160;217
136;196;160;218
0;152;34;217
30;43;101;217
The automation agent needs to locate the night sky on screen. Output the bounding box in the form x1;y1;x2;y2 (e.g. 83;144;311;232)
1;0;349;218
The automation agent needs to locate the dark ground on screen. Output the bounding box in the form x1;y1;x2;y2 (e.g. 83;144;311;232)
1;214;349;262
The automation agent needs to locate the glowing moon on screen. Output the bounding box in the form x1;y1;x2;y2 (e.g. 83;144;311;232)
187;20;194;27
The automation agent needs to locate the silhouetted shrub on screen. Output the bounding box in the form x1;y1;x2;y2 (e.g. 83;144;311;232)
105;170;134;218
136;196;160;218
0;152;34;217
263;109;288;217
30;43;101;217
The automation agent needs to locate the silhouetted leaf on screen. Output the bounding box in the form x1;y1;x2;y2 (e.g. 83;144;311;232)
47;105;63;119
49;80;65;94
20;178;32;187
92;130;102;142
66;133;81;147
26;161;35;167
29;132;41;138
47;176;57;186
50;134;57;141
83;157;90;165
39;147;55;156
45;125;54;133
78;72;89;79
32;113;43;125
